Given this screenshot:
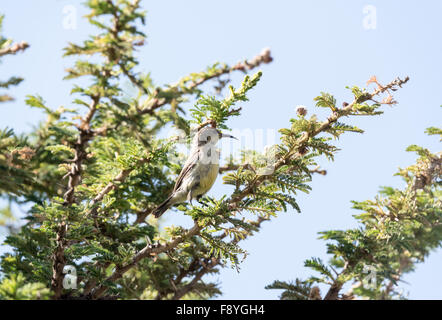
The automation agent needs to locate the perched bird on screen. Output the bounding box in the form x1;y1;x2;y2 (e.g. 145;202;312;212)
152;127;237;218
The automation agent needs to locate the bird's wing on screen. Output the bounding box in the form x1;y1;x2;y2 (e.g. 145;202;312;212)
173;149;199;192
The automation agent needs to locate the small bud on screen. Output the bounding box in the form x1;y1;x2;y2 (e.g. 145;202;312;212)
260;47;273;63
342;102;349;107
298;146;308;156
309;286;322;300
133;40;144;46
296;106;308;117
13;147;35;160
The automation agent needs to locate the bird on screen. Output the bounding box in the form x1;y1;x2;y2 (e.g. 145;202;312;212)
152;126;237;218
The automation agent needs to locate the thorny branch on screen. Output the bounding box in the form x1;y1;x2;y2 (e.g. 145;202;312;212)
168;216;270;300
88;76;409;299
0;41;29;57
324;135;440;301
51;95;100;299
139;48;273;115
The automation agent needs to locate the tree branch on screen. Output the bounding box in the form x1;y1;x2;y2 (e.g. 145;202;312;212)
0;41;29;57
139;48;273;115
87;75;409;299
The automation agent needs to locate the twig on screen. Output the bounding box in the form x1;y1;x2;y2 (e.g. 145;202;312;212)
51;96;101;299
0;41;29;57
139;49;273;115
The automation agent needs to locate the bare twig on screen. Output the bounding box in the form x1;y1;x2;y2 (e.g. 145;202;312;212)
140;48;273;115
0;41;29;57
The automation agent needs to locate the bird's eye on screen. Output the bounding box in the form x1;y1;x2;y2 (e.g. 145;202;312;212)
206;136;211;142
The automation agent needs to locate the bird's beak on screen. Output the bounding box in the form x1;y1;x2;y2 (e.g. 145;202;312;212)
221;133;238;140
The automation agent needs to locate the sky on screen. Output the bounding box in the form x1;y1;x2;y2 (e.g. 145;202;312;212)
0;0;441;299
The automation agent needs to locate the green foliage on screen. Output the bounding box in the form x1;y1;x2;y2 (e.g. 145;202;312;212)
0;273;50;300
425;126;442;140
0;206;14;227
314;92;337;111
268;128;441;300
0;15;35;201
0;0;414;301
0;128;36;197
265;279;314;300
191;72;262;130
0;14;27;102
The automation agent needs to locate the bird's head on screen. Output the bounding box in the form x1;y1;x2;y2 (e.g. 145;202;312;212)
195;127;237;147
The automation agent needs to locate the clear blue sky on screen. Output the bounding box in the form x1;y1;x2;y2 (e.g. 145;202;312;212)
0;0;441;299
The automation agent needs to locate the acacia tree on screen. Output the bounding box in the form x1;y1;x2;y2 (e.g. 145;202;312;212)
0;0;412;300
267;127;441;300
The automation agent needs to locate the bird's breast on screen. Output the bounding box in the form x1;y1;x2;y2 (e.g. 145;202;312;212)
195;163;219;195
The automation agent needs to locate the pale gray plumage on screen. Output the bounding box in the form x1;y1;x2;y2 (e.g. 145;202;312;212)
152;127;236;218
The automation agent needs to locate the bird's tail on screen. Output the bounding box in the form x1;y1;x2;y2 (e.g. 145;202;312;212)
152;195;173;218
